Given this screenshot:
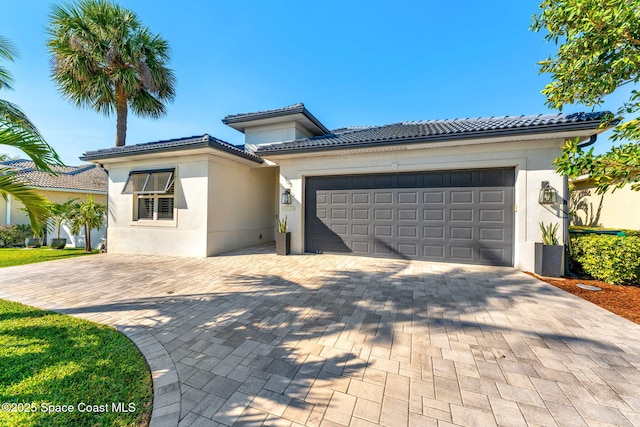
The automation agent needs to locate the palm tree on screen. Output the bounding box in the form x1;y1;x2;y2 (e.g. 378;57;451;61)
0;35;63;234
47;0;176;147
68;195;106;251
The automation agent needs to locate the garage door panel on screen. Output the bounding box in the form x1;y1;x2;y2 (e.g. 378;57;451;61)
352;193;370;204
450;209;473;222
451;227;473;240
424;191;445;204
374;209;393;220
480;209;504;222
352;209;370;220
374;193;393;204
398;225;419;237
305;168;514;266
331;209;348;219
398;209;418;220
451;191;473;203
450;246;474;260
480;190;505;203
423;245;445;258
423;226;445;239
398;192;418;203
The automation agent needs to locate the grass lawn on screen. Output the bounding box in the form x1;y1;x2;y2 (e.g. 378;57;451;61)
0;299;152;427
0;248;97;268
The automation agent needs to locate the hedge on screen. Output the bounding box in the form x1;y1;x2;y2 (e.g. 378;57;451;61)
0;224;32;248
570;234;640;285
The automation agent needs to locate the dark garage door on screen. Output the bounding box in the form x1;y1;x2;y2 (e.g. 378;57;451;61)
305;168;515;266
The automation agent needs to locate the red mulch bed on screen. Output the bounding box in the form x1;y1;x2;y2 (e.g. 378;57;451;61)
526;273;640;325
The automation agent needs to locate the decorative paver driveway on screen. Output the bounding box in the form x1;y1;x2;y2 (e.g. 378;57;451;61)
2;244;640;427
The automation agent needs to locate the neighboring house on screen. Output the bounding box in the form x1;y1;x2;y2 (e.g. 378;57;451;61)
81;103;611;271
570;175;640;230
0;160;107;248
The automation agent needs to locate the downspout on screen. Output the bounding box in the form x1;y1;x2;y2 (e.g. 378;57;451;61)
578;134;597;149
564;134;597;276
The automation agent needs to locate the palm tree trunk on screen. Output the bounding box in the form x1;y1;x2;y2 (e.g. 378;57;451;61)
85;223;90;251
115;85;128;147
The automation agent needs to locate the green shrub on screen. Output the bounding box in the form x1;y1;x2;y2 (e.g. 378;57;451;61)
0;225;32;248
570;234;640;284
0;225;18;248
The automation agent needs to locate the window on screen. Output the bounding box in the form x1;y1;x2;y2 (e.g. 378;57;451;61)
123;169;176;221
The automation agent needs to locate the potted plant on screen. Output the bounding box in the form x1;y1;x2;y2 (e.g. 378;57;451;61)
47;198;77;249
19;207;47;248
535;222;564;277
276;216;290;256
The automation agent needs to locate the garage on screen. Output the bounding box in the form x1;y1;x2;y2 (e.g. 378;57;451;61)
305;168;515;266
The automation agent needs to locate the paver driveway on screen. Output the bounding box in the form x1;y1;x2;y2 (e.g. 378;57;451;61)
1;244;640;427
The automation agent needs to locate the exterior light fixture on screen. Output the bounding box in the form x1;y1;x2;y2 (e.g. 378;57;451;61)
281;189;292;205
538;181;557;205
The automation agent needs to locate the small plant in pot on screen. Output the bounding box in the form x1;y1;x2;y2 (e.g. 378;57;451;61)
20;207;47;248
276;216;290;256
47;198;77;249
535;222;564;277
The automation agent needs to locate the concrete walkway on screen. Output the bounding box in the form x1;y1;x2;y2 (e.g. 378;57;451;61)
1;244;640;427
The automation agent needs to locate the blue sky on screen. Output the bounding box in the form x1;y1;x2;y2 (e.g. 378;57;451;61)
1;1;624;164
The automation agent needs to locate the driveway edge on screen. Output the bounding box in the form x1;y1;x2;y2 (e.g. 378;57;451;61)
118;326;181;427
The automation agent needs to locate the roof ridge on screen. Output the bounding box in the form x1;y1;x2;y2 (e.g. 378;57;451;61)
223;103;305;121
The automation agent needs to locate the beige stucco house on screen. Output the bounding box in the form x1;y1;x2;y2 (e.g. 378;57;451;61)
81;103;611;271
0;160;107;248
570;176;640;230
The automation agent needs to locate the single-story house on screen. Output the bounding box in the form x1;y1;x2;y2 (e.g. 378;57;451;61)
570;175;640;230
0;159;107;248
80;103;611;271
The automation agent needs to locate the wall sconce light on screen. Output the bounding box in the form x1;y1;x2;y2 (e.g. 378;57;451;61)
281;189;292;205
538;181;557;205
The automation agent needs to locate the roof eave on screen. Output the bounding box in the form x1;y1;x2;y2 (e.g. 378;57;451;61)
256;121;610;156
223;106;330;136
81;140;263;164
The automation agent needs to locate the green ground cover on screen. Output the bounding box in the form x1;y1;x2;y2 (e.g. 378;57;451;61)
0;299;152;426
0;248;97;268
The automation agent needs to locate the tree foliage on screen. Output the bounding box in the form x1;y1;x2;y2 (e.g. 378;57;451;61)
68;195;106;251
532;0;640;191
47;0;176;147
0;36;63;234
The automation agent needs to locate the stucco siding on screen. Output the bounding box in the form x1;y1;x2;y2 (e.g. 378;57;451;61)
206;158;275;255
106;155;210;257
571;181;640;230
104;153;275;257
270;137;567;272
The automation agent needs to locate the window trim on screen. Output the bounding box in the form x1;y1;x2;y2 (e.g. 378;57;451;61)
126;167;178;226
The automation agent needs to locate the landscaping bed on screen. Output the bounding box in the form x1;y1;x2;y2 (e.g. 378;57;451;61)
0;299;152;427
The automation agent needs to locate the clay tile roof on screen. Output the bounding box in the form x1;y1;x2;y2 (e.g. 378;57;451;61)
1;159;107;192
255;112;613;155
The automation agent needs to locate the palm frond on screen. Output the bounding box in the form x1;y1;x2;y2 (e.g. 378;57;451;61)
0;124;63;172
0;168;50;235
0;99;44;136
0;35;18;91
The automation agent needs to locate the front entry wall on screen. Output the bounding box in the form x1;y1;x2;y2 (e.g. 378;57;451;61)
305;168;515;266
